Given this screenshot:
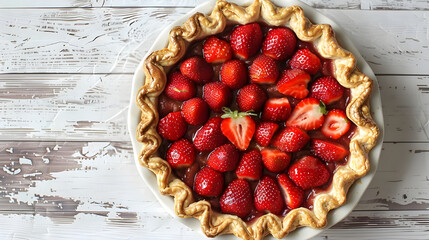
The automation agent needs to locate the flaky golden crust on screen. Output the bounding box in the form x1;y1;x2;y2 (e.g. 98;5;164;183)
135;0;380;239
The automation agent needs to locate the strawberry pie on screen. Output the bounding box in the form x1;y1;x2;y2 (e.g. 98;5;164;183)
135;0;379;239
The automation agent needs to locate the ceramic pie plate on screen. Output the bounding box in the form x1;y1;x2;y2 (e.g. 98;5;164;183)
127;0;384;239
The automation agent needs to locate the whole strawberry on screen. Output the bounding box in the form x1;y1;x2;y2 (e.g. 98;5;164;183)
237;84;268;112
194;166;224;197
157;111;187;141
289;48;321;75
180;56;214;84
220;59;248;89
221;108;256;151
194;117;227;151
181;97;209;125
254;176;284;215
276;69;311;99
230;23;263;59
310;76;345;105
165;71;196;101
261;149;290;173
249;54;279;84
271;126;310;152
277;174;304;209
203;82;232;112
207;144;240;172
254;122;279;147
203;36;233;63
166;139;196;168
261;98;291;122
262;27;297;60
288;156;330;190
236;149;263;181
220;179;253;218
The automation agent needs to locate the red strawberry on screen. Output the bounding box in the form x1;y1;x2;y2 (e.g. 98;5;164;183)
194;166;224;197
181;98;209;125
237;84;268;112
207;144;240;172
262;27;297;60
165;71;196;101
220;179;253;218
194;117;227;151
203;82;232;112
254;176;284;214
261;149;291;173
321;109;351;139
277;174;304;209
166;139;196;168
311;139;349;162
271;126;310;152
276;69;311;99
230;23;263;59
288;156;330;189
236;149;263;181
261;98;291;122
310;76;345;105
289;48;321;75
180;56;214;84
157;111;187;141
286;98;327;131
254;122;279;147
220;59;248;89
249;55;279;84
203;36;233;63
221;108;256;151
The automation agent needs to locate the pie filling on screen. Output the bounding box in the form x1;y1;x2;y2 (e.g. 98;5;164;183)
156;22;356;222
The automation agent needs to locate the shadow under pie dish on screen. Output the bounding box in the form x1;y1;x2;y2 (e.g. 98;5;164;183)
133;0;380;239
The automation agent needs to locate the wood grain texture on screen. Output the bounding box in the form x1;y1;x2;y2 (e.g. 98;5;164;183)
0;74;427;142
0;9;428;74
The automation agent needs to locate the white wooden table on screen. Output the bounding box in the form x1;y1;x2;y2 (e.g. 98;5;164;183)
0;0;428;239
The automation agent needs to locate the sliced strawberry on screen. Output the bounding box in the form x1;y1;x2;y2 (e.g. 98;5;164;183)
230;23;263;59
194;117;227;151
203;36;233;63
236;149;263;181
180;56;214;84
321;109;351;139
254;122;279;147
277;173;304;209
157;111;187;141
310;76;345;105
207;144;240;172
165;71;196;101
271;126;310;152
262;27;297;60
276;69;311;99
249;54;279;84
221;108;256;151
220;59;248;89
220;179;253;218
311;139;349;162
194;166;224;197
261;149;290;173
288;156;330;190
289;48;321;75
166;139;196;168
254;176;284;214
237;84;268;112
261;98;291;122
181;98;209;125
203;82;232;112
286;98;327;131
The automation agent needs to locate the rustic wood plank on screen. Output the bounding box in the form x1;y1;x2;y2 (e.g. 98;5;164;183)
0;141;428;238
1;74;427;142
361;0;429;10
0;9;428;74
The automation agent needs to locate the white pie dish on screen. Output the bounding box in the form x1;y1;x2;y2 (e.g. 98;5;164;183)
127;0;384;239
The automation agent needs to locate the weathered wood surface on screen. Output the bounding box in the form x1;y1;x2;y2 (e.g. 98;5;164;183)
0;9;428;75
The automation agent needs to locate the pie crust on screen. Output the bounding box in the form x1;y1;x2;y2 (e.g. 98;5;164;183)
135;0;380;239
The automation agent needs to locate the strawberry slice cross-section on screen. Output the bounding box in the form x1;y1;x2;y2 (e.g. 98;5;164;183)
221;108;256;151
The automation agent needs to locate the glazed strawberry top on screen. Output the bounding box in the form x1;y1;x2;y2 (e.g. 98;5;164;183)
157;22;356;221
